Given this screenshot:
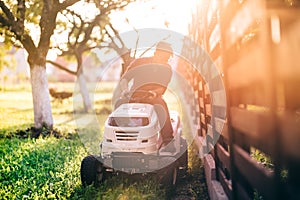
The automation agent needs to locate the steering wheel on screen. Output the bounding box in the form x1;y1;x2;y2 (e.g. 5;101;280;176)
123;90;157;102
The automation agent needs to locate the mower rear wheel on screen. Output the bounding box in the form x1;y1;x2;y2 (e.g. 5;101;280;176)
161;163;178;196
162;162;177;184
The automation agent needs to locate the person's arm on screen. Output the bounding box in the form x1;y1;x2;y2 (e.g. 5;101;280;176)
120;78;129;95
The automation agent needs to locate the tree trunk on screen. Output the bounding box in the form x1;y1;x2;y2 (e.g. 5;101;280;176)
30;65;53;128
78;71;92;112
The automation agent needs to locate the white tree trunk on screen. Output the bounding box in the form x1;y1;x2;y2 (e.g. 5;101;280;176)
78;72;92;112
30;65;53;128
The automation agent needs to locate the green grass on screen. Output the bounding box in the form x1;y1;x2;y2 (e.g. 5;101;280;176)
0;137;85;199
0;136;165;200
0;82;209;199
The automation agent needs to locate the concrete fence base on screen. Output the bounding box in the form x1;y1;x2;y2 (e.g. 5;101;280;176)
203;154;228;200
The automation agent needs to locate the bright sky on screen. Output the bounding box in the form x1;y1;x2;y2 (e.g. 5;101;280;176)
110;0;196;35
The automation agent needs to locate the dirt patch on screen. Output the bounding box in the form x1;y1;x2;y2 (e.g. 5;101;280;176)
10;126;76;139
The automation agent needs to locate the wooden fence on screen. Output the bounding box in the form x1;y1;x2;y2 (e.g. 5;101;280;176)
177;0;300;199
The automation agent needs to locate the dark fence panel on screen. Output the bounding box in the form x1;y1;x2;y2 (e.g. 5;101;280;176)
180;0;300;199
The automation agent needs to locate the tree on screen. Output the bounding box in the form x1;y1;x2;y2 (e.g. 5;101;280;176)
0;0;79;128
48;0;134;112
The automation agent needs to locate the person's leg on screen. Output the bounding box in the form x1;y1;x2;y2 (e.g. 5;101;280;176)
151;97;173;141
151;97;176;152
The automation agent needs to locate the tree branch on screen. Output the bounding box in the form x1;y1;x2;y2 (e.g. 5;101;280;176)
46;60;77;75
133;35;139;58
58;0;79;11
0;3;36;54
107;23;125;48
17;0;25;22
38;0;57;54
82;44;108;52
21;34;37;54
0;1;15;22
64;8;84;49
38;0;78;54
77;14;104;49
0;14;10;27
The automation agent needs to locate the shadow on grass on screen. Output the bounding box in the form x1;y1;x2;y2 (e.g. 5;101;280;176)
0;124;78;139
0;123;33;138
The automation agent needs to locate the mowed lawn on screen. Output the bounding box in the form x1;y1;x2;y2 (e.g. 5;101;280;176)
0;82;208;200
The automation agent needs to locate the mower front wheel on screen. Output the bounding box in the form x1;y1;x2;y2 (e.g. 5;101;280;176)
80;155;105;186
